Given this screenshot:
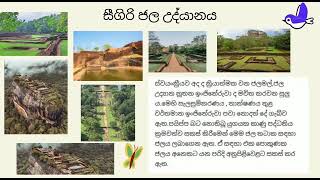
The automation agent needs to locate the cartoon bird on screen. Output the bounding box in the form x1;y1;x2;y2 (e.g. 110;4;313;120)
283;2;314;29
123;143;143;169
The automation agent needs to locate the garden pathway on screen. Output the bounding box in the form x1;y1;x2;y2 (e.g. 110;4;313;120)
100;85;110;141
161;53;188;72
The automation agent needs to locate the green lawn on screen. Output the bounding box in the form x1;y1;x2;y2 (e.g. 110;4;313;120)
217;55;290;72
0;41;50;56
149;63;163;72
0;42;49;48
0;39;43;43
0;49;39;56
60;40;68;56
176;54;206;72
31;34;50;39
149;54;170;72
0;34;64;56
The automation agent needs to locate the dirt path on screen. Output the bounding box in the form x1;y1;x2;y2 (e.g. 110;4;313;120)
161;53;189;72
100;85;109;141
57;41;61;56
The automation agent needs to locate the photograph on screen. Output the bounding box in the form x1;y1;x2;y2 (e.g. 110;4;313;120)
217;28;290;72
17;143;114;175
81;85;135;142
0;12;68;56
149;31;206;72
4;59;68;134
73;31;143;81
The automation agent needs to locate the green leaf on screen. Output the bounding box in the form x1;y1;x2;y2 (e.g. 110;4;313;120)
123;159;130;168
125;143;133;157
134;146;143;159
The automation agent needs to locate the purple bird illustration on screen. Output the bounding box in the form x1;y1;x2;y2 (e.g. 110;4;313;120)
283;2;314;29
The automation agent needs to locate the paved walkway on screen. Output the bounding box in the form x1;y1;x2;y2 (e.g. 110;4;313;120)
161;53;188;72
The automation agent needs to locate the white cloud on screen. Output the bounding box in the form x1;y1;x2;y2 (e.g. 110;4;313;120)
17;12;59;22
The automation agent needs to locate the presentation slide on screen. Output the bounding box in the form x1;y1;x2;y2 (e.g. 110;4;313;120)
0;1;319;178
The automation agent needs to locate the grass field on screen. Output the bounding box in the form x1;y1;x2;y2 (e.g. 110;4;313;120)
149;54;171;72
0;41;50;56
217;55;290;72
31;34;50;38
176;54;206;72
97;100;123;141
60;40;68;56
149;63;163;72
0;34;68;56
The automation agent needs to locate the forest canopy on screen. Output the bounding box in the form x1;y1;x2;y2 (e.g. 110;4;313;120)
217;30;290;51
149;31;206;56
0;12;68;33
81;85;135;141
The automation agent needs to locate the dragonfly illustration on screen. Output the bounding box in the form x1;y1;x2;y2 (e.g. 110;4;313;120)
123;143;143;169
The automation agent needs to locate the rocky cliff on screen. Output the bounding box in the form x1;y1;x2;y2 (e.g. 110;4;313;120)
27;147;95;175
73;40;143;69
10;74;64;125
28;155;61;174
104;40;143;61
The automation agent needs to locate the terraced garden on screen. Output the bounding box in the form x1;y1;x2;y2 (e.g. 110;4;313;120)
0;33;67;56
0;12;68;56
217;55;290;72
217;29;290;72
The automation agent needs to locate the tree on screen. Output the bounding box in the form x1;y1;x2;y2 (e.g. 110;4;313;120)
0;12;22;32
94;47;100;51
111;85;135;141
273;30;290;50
56;12;68;33
14;12;67;34
81;117;103;141
77;46;85;52
103;44;112;51
149;32;163;55
109;121;117;129
217;35;224;49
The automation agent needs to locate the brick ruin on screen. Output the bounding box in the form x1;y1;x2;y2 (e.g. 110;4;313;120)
39;34;67;56
10;74;64;125
217;61;236;71
29;147;94;175
245;56;276;64
229;55;245;60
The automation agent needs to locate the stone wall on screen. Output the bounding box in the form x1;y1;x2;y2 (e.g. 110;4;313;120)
104;40;143;61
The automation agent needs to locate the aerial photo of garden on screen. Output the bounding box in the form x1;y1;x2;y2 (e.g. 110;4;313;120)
217;29;290;72
81;85;135;142
0;12;68;56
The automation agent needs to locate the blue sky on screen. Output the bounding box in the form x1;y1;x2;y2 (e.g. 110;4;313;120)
152;31;206;46
17;12;58;22
74;31;142;51
218;28;289;40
